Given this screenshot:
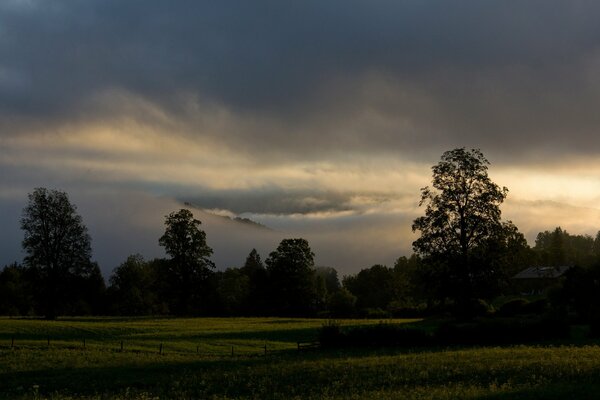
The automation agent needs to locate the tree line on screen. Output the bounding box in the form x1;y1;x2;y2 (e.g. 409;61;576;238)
3;148;600;319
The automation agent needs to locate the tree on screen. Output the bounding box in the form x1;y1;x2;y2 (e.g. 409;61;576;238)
315;266;341;294
240;249;268;315
390;255;423;310
159;209;215;315
343;264;395;311
21;188;94;318
66;261;106;315
327;288;357;317
535;227;596;267
412;148;519;310
215;268;250;315
107;254;166;315
0;263;34;316
266;238;317;316
242;249;264;274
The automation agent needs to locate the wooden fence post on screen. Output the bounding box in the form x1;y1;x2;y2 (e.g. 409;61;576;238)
196;345;199;354
159;343;163;355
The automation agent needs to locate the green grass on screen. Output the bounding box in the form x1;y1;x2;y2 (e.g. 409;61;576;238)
0;317;418;355
2;317;600;399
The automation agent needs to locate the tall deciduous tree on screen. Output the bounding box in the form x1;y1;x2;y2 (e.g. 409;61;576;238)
412;148;521;310
159;209;215;315
21;187;94;318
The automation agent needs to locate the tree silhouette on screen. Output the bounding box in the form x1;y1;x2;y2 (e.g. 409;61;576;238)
266;238;317;316
412;148;519;312
159;209;215;315
240;249;268;315
343;264;395;311
21;188;94;319
107;254;167;315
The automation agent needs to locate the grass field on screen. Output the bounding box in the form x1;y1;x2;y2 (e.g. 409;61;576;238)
2;317;600;399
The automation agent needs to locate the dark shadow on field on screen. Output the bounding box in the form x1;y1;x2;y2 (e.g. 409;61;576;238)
472;384;600;400
3;353;600;399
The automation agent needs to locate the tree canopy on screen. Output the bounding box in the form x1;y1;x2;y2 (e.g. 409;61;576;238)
266;238;317;316
21;188;96;318
412;148;524;310
159;209;215;314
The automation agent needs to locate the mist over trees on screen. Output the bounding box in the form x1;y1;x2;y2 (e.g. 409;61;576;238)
6;149;600;318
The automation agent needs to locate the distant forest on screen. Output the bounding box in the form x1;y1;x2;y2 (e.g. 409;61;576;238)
3;148;600;320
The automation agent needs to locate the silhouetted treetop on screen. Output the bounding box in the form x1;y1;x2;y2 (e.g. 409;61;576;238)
21;187;95;318
411;148;525;312
412;148;508;259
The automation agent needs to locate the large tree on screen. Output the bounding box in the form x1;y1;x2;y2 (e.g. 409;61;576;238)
159;209;215;314
21;187;95;318
266;238;317;316
412;148;524;309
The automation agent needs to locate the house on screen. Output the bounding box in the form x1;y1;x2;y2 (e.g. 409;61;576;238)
511;266;571;295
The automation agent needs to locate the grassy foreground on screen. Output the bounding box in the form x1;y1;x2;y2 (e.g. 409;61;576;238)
1;317;600;399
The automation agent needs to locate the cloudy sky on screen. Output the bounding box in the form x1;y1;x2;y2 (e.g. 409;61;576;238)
2;1;600;276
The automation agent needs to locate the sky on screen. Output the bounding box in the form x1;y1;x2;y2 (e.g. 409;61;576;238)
3;1;600;277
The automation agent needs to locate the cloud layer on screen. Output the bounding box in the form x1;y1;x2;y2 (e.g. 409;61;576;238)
3;1;600;159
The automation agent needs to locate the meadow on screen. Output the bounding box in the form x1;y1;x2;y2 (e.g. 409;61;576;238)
2;317;600;399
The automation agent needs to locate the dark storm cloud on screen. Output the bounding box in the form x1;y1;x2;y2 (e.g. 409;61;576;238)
2;1;600;158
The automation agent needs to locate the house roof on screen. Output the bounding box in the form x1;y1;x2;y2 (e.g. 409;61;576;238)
513;266;571;280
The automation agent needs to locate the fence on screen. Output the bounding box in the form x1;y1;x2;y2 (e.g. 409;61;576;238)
2;336;320;357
